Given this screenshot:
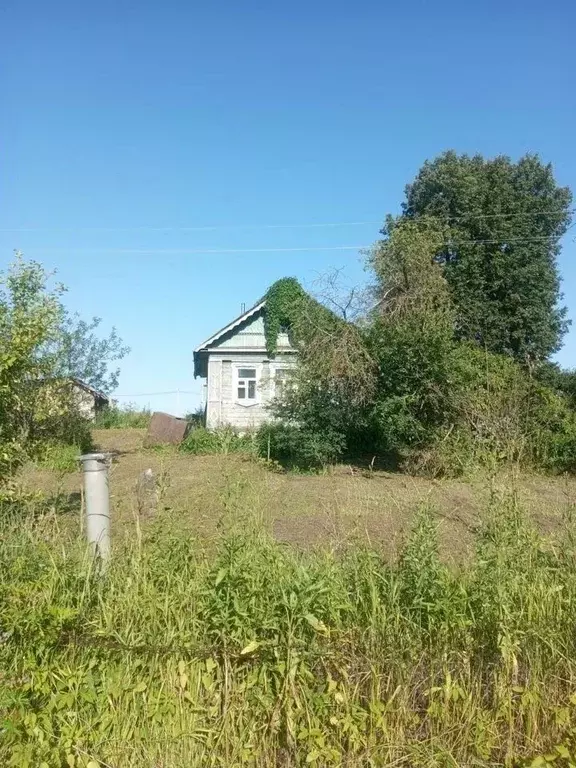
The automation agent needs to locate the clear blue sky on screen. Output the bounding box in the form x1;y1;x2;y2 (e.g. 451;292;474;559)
2;0;575;415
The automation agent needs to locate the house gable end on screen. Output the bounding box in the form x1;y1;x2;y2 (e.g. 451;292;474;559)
194;301;265;353
209;310;266;350
194;301;294;378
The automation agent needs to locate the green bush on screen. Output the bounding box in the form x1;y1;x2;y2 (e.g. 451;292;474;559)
525;383;576;473
1;412;90;485
270;321;576;476
0;441;27;480
535;361;576;408
0;482;45;522
33;442;80;473
34;407;93;454
257;421;346;468
180;426;257;455
95;404;151;429
261;223;576;477
435;345;576;475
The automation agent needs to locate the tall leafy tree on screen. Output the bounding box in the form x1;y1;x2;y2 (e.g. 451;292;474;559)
52;314;129;394
367;218;456;451
400;151;572;364
0;254;64;446
0;253;129;462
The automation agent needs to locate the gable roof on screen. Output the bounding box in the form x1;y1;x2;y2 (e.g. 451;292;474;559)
193;277;326;378
193;300;266;355
194;300;270;378
70;377;110;403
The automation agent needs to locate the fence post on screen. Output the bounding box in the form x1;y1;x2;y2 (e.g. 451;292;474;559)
79;452;111;563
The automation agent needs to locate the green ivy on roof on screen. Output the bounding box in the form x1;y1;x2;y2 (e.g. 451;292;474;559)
263;277;342;357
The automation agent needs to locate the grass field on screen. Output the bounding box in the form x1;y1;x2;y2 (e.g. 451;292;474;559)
16;427;576;561
4;429;576;766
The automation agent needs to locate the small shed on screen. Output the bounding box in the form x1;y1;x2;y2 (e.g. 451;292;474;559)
70;378;110;421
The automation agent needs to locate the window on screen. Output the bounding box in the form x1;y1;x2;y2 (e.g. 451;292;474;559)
274;368;291;398
237;367;257;401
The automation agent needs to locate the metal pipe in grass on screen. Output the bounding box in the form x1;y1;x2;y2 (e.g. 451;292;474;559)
79;452;112;565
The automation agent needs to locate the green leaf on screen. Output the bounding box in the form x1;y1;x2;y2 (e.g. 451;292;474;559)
305;614;328;633
240;640;260;655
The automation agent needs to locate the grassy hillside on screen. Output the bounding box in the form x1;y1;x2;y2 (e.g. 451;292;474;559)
3;429;576;766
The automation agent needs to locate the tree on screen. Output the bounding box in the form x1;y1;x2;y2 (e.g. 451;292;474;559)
264;277;376;407
51;314;129;394
264;224;459;467
535;361;576;409
401;151;572;364
263;219;576;474
0;254;65;448
0;253;129;465
261;277;377;465
367;218;456;452
368;219;576;474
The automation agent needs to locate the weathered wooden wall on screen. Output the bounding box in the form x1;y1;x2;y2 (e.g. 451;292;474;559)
204;309;295;430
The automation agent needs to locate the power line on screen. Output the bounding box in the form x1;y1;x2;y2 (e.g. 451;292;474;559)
23;232;576;256
1;208;574;233
426;208;576;222
113;390;196;397
35;245;370;254
0;221;382;233
452;232;576;246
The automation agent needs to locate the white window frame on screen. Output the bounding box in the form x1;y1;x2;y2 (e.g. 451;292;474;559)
234;363;261;407
272;363;295;399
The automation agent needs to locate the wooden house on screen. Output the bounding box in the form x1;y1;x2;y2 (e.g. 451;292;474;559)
193;300;296;429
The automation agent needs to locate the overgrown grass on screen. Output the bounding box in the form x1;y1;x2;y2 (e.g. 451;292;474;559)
180;424;336;470
33;441;81;473
95;404;151;429
180;425;258;456
2;481;576;766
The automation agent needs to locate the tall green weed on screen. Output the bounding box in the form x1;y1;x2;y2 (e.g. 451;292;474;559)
94;404;151;429
180;426;257;456
3;489;576;766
